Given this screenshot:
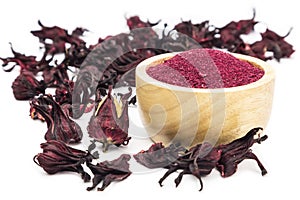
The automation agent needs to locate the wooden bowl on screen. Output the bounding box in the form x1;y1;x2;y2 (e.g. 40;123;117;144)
135;52;275;147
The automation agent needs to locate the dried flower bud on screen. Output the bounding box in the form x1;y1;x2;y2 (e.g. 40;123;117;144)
87;87;131;151
34;140;94;182
12;71;46;100
30;95;83;144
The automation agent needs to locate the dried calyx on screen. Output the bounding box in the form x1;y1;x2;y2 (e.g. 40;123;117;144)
134;128;268;191
34;140;132;191
34;140;94;182
87;86;131;152
30;94;83;144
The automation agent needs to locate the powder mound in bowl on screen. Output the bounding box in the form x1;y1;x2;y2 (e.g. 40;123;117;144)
146;48;265;88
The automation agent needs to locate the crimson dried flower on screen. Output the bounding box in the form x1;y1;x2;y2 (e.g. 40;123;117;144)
134;142;185;168
126;16;160;30
250;28;295;61
54;80;74;104
12;71;46;100
174;20;215;48
86;154;131;191
216;127;268;177
134;128;267;191
30;95;83;144
34;140;94;182
87;87;131;151
0;44;42;73
41;64;69;87
160;143;221;191
172;10;294;60
214;10;257;51
31;20;86;55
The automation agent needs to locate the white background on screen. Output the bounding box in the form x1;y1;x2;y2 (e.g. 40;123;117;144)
0;0;299;199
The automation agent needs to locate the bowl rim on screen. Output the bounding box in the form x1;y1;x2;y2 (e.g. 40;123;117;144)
136;51;275;93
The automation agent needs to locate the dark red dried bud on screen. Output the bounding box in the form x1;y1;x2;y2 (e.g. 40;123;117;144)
134;142;185;168
34;140;93;182
86;154;131;191
12;71;46;100
30;95;83;144
216;127;268;177
87;87;131;151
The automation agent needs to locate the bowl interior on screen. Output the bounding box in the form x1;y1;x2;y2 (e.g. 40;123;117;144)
135;52;275;147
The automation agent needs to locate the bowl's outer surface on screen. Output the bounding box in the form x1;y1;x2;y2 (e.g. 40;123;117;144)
136;52;275;147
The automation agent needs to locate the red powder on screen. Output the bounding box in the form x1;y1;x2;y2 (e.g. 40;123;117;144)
146;49;264;88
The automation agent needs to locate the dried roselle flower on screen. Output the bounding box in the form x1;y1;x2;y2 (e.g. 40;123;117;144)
34;140;93;182
12;71;46;100
134;142;185;168
216;127;268;177
31;20;86;55
174;20;215;48
42;64;69;87
54;80;74;104
64;43;91;68
213;10;257;51
86;154;131;191
87;87;131;151
30;94;83;144
158;143;221;191
126;16;160;30
135;128;267;191
259;28;295;61
220;9;257;35
0;44;41;73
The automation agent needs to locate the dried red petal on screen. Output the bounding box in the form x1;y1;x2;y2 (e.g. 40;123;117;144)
126;16;160;30
0;44;41;73
34;140;93;182
86;154;131;191
30;95;83;144
12;71;46;100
